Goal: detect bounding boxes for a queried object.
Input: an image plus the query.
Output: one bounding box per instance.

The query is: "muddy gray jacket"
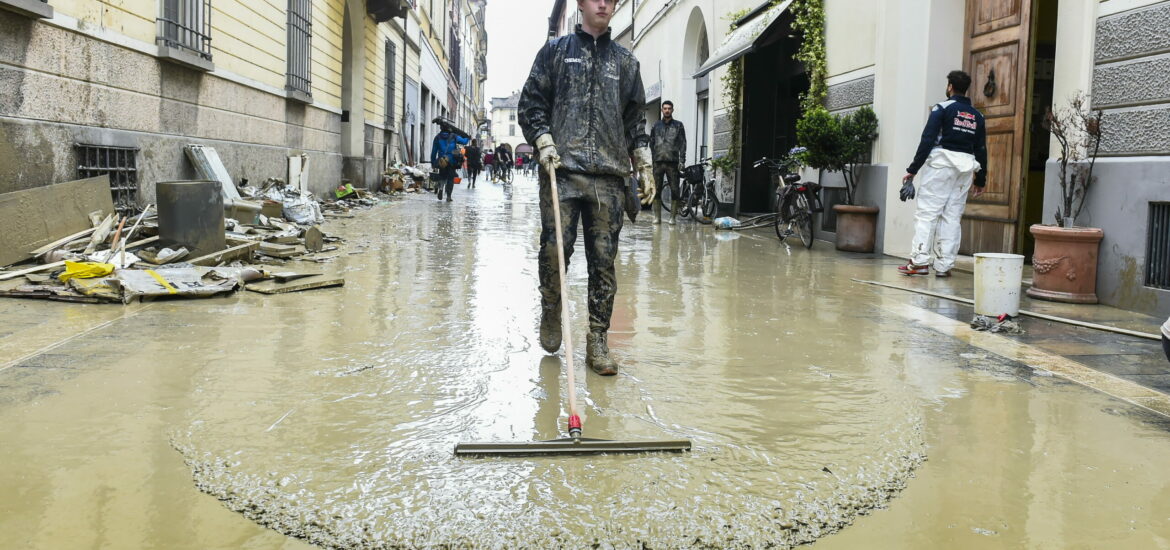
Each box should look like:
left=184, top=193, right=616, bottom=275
left=518, top=26, right=649, bottom=178
left=650, top=119, right=686, bottom=164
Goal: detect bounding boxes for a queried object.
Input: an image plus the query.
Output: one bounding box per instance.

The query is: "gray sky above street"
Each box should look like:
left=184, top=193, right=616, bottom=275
left=484, top=0, right=554, bottom=108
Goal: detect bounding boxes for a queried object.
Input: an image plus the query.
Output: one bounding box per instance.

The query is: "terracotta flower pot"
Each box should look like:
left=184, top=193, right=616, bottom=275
left=1026, top=224, right=1104, bottom=304
left=833, top=204, right=879, bottom=253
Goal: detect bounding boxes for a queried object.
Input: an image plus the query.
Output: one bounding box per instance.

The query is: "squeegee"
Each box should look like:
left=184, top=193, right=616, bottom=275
left=454, top=164, right=692, bottom=457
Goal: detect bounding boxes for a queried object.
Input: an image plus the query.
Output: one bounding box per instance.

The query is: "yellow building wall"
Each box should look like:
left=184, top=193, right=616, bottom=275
left=50, top=0, right=156, bottom=45
left=312, top=0, right=344, bottom=108
left=210, top=0, right=287, bottom=90
left=364, top=17, right=383, bottom=124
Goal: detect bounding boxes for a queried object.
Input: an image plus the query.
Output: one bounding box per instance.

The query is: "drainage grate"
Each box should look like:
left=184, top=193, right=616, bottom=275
left=1148, top=202, right=1170, bottom=290
left=76, top=144, right=139, bottom=217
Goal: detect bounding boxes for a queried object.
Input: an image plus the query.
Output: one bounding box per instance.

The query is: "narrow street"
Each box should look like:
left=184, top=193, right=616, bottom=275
left=3, top=174, right=1170, bottom=549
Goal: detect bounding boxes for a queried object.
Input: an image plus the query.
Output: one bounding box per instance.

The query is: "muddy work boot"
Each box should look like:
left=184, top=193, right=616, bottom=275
left=669, top=200, right=680, bottom=225
left=585, top=332, right=619, bottom=376
left=539, top=303, right=561, bottom=353
left=652, top=201, right=662, bottom=224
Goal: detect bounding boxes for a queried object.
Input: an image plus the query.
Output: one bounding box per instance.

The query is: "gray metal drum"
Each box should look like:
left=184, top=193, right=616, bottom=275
left=157, top=180, right=225, bottom=258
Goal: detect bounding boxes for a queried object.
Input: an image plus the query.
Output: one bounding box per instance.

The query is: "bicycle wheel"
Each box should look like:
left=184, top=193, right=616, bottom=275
left=503, top=167, right=513, bottom=183
left=699, top=184, right=717, bottom=222
left=794, top=194, right=814, bottom=249
left=660, top=183, right=672, bottom=210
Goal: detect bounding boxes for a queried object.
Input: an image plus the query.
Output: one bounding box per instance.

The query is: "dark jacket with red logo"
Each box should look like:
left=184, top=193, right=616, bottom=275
left=907, top=95, right=988, bottom=187
left=518, top=25, right=649, bottom=178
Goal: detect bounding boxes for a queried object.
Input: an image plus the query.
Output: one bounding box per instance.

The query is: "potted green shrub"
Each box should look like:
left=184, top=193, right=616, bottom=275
left=796, top=105, right=880, bottom=252
left=1027, top=94, right=1105, bottom=304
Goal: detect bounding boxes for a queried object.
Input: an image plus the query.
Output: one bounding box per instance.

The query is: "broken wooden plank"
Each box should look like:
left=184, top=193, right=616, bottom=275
left=0, top=261, right=66, bottom=282
left=0, top=176, right=116, bottom=266
left=246, top=275, right=344, bottom=295
left=83, top=213, right=118, bottom=254
left=258, top=242, right=307, bottom=259
left=0, top=235, right=161, bottom=282
left=30, top=226, right=98, bottom=257
left=188, top=241, right=259, bottom=266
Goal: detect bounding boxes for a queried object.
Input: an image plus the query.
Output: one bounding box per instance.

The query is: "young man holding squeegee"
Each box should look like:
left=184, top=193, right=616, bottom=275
left=518, top=0, right=656, bottom=375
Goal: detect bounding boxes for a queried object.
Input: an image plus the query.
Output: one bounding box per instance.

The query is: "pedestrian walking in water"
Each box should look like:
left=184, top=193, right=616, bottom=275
left=650, top=100, right=687, bottom=225
left=484, top=149, right=495, bottom=181
left=431, top=122, right=469, bottom=202
left=466, top=140, right=483, bottom=188
left=494, top=144, right=513, bottom=182
left=899, top=70, right=988, bottom=277
left=519, top=0, right=655, bottom=375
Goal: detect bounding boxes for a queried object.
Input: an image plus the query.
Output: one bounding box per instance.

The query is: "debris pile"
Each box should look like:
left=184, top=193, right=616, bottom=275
left=0, top=146, right=376, bottom=304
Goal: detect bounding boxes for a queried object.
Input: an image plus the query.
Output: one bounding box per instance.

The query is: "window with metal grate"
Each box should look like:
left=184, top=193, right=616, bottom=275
left=76, top=144, right=140, bottom=217
left=158, top=0, right=212, bottom=61
left=287, top=0, right=312, bottom=98
left=1147, top=203, right=1170, bottom=290
left=385, top=40, right=396, bottom=126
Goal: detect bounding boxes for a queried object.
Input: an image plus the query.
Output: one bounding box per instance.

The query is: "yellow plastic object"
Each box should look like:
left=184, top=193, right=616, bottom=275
left=58, top=261, right=115, bottom=282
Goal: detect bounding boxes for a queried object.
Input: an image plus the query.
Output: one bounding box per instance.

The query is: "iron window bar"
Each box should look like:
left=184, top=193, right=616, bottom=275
left=76, top=144, right=140, bottom=218
left=1147, top=203, right=1170, bottom=290
left=286, top=0, right=312, bottom=96
left=157, top=0, right=212, bottom=62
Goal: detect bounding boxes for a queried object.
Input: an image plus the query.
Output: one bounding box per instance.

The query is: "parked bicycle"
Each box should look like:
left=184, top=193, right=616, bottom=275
left=673, top=157, right=719, bottom=224
left=748, top=157, right=822, bottom=248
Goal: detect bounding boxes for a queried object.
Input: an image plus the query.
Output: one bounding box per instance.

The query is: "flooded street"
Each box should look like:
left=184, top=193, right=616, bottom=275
left=3, top=175, right=1170, bottom=549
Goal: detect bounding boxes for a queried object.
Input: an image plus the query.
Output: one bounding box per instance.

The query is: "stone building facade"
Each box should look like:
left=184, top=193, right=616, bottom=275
left=0, top=0, right=486, bottom=204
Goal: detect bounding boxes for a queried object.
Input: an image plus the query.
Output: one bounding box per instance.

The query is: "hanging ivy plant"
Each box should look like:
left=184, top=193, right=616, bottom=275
left=713, top=2, right=826, bottom=177
left=791, top=0, right=827, bottom=112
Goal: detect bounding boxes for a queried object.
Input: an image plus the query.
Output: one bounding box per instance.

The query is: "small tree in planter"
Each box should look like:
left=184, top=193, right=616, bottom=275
left=796, top=105, right=881, bottom=251
left=1045, top=94, right=1103, bottom=228
left=1028, top=93, right=1106, bottom=304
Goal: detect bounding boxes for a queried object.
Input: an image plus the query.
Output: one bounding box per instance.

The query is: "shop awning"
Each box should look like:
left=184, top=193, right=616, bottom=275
left=692, top=0, right=793, bottom=79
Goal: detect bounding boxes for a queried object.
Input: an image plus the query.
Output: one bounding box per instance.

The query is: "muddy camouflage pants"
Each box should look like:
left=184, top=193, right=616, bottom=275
left=539, top=170, right=625, bottom=334
left=653, top=162, right=680, bottom=204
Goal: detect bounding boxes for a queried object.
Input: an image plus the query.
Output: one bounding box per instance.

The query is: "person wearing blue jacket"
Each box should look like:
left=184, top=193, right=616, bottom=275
left=899, top=70, right=988, bottom=277
left=430, top=125, right=469, bottom=202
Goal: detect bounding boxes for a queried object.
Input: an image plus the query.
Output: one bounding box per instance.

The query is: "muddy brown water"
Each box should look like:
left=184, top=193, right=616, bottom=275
left=1, top=177, right=1169, bottom=549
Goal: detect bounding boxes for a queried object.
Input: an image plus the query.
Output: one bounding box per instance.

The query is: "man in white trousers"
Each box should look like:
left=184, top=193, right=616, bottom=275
left=899, top=70, right=988, bottom=277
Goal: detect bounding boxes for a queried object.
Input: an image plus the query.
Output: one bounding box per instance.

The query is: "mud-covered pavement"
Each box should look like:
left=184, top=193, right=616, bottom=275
left=3, top=174, right=1170, bottom=549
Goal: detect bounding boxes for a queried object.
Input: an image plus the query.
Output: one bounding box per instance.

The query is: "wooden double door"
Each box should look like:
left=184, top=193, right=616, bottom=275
left=960, top=0, right=1035, bottom=255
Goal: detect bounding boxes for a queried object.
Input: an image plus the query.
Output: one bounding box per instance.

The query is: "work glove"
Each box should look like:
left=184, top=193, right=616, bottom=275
left=633, top=147, right=656, bottom=206
left=535, top=134, right=562, bottom=172
left=899, top=178, right=916, bottom=202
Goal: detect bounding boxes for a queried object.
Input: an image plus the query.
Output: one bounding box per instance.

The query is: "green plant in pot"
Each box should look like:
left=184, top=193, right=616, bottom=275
left=1027, top=93, right=1105, bottom=304
left=796, top=105, right=880, bottom=252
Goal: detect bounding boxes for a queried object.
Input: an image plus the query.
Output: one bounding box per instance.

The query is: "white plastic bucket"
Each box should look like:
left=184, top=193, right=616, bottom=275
left=974, top=253, right=1025, bottom=317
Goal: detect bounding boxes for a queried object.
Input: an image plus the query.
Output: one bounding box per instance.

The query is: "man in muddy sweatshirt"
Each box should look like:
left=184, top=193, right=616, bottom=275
left=518, top=0, right=655, bottom=376
left=650, top=100, right=687, bottom=225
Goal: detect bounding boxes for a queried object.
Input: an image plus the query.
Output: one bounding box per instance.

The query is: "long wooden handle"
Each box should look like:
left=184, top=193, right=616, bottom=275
left=545, top=164, right=579, bottom=429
